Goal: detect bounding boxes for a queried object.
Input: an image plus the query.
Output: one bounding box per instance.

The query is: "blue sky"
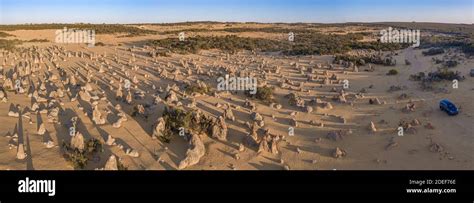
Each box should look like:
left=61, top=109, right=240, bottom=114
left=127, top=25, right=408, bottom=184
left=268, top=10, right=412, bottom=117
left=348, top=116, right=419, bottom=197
left=0, top=0, right=472, bottom=24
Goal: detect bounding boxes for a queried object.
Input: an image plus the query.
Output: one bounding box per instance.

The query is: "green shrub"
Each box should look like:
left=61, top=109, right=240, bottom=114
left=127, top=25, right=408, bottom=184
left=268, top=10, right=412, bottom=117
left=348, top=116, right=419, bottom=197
left=62, top=147, right=88, bottom=169
left=185, top=83, right=210, bottom=94
left=246, top=86, right=274, bottom=103
left=387, top=69, right=399, bottom=75
left=422, top=48, right=444, bottom=56
left=85, top=138, right=103, bottom=154
left=161, top=108, right=193, bottom=143
left=256, top=86, right=274, bottom=102
left=62, top=138, right=103, bottom=169
left=160, top=106, right=215, bottom=143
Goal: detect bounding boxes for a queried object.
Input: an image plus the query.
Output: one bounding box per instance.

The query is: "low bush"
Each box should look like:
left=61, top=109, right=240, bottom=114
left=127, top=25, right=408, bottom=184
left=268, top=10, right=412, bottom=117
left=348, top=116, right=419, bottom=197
left=422, top=48, right=445, bottom=56
left=387, top=69, right=399, bottom=75
left=246, top=86, right=274, bottom=103
left=160, top=106, right=215, bottom=143
left=62, top=138, right=103, bottom=169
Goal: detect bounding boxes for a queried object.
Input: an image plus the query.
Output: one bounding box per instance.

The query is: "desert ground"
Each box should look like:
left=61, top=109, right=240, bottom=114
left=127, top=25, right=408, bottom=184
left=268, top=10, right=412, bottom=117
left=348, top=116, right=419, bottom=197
left=0, top=22, right=472, bottom=170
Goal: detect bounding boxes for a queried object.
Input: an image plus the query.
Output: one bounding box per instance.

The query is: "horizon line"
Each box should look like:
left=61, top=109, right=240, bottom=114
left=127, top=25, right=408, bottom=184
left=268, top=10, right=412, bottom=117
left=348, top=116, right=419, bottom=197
left=1, top=21, right=472, bottom=26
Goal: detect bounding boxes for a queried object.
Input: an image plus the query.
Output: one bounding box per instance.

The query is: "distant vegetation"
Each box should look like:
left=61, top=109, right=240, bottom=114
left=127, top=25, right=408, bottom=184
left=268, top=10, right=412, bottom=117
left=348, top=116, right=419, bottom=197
left=160, top=27, right=317, bottom=35
left=0, top=24, right=157, bottom=35
left=146, top=21, right=226, bottom=27
left=334, top=54, right=397, bottom=66
left=0, top=39, right=22, bottom=50
left=371, top=22, right=474, bottom=36
left=160, top=26, right=375, bottom=37
left=148, top=33, right=403, bottom=56
left=283, top=32, right=359, bottom=55
left=26, top=39, right=49, bottom=43
left=419, top=34, right=473, bottom=56
left=160, top=28, right=212, bottom=35
left=144, top=22, right=473, bottom=56
left=148, top=35, right=284, bottom=54
left=287, top=32, right=404, bottom=55
left=350, top=41, right=406, bottom=51
left=420, top=36, right=469, bottom=48
left=2, top=22, right=472, bottom=56
left=410, top=68, right=464, bottom=83
left=0, top=31, right=14, bottom=38
left=0, top=38, right=49, bottom=50
left=220, top=27, right=315, bottom=34
left=359, top=22, right=474, bottom=56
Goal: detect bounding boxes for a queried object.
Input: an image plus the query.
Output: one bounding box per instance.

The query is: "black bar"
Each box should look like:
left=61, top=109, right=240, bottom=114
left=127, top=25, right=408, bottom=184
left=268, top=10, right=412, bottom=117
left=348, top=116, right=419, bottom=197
left=0, top=171, right=472, bottom=202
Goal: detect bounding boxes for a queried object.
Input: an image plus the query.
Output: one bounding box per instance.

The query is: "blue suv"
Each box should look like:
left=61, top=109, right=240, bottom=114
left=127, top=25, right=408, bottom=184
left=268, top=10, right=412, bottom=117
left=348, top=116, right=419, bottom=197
left=439, top=99, right=459, bottom=115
